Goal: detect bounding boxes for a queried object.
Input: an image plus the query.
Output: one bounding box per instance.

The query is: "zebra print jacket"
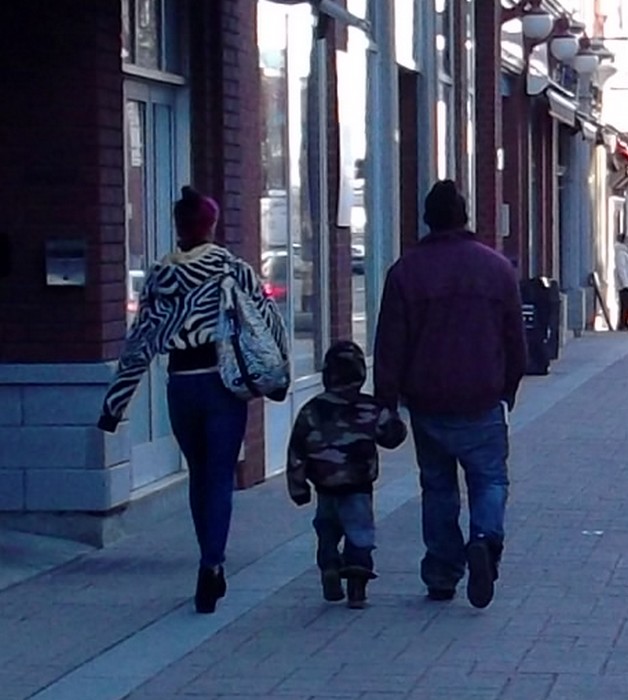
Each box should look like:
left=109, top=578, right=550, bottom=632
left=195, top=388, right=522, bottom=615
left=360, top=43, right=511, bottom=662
left=98, top=243, right=288, bottom=432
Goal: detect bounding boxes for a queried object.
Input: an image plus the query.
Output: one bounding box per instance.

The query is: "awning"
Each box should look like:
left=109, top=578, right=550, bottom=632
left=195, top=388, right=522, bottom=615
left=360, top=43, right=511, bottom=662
left=547, top=88, right=577, bottom=127
left=578, top=117, right=599, bottom=142
left=617, top=139, right=628, bottom=161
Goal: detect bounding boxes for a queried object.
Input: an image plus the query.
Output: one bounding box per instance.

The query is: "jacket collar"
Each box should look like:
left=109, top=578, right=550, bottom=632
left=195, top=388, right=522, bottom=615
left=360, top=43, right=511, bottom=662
left=420, top=229, right=475, bottom=245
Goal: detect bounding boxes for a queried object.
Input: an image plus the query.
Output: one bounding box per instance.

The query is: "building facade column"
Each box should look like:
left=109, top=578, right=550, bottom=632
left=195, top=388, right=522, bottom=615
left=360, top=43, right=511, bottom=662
left=474, top=1, right=503, bottom=249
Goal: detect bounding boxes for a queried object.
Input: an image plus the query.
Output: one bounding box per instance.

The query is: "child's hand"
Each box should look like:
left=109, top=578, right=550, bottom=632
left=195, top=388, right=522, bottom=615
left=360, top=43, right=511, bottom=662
left=292, top=491, right=311, bottom=507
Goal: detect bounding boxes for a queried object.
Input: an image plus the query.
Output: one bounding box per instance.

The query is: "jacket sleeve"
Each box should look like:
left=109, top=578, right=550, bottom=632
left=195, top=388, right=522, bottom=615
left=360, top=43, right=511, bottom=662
left=286, top=407, right=312, bottom=506
left=502, top=270, right=527, bottom=410
left=374, top=267, right=407, bottom=410
left=98, top=270, right=160, bottom=432
left=375, top=408, right=408, bottom=450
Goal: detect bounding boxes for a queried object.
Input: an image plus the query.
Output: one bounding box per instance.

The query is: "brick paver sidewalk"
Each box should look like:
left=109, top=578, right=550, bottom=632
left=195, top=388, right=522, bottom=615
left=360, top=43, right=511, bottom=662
left=3, top=335, right=628, bottom=700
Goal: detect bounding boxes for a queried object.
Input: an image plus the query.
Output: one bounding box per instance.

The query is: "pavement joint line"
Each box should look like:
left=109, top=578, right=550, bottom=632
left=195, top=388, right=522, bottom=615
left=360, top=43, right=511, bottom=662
left=28, top=339, right=628, bottom=700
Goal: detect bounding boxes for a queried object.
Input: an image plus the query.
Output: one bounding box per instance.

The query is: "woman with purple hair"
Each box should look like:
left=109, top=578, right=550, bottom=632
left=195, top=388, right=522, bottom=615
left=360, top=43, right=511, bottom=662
left=98, top=187, right=287, bottom=614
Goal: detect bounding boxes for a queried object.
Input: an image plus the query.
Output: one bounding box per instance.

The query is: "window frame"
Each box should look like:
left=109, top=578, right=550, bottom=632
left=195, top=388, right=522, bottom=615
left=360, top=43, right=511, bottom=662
left=121, top=0, right=189, bottom=82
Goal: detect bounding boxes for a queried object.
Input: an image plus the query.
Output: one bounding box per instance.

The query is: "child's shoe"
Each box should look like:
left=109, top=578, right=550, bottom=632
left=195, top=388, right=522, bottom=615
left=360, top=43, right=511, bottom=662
left=342, top=566, right=375, bottom=609
left=321, top=569, right=345, bottom=602
left=347, top=576, right=368, bottom=609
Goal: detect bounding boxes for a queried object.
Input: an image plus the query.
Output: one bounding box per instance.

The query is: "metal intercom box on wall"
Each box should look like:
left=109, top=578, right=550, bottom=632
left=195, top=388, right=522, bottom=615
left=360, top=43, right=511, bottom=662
left=45, top=239, right=87, bottom=287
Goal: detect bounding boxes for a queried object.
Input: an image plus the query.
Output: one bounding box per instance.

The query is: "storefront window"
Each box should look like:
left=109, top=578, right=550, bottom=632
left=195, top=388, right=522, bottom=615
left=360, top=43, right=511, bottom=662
left=259, top=1, right=326, bottom=378
left=125, top=101, right=147, bottom=323
left=436, top=0, right=455, bottom=180
left=337, top=0, right=369, bottom=350
left=465, top=0, right=476, bottom=225
left=394, top=0, right=417, bottom=70
left=121, top=0, right=182, bottom=74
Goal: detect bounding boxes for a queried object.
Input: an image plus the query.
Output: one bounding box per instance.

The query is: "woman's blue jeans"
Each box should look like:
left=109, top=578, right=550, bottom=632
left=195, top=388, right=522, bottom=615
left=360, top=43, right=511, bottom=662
left=167, top=372, right=248, bottom=569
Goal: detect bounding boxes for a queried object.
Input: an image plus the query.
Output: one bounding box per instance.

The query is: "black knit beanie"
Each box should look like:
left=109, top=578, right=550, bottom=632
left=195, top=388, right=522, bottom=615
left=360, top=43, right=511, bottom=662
left=423, top=180, right=469, bottom=231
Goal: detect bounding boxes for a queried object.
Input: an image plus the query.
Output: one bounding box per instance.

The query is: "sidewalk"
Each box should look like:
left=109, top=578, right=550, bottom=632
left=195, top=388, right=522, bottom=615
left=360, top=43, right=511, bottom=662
left=3, top=334, right=628, bottom=700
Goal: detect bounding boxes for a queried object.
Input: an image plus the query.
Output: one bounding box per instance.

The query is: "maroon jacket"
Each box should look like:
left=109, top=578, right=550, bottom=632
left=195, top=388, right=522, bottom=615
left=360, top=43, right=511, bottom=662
left=374, top=231, right=527, bottom=415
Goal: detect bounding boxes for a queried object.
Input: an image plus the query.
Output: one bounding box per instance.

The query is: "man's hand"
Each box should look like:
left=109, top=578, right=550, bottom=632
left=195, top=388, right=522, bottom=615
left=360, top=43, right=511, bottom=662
left=291, top=491, right=311, bottom=507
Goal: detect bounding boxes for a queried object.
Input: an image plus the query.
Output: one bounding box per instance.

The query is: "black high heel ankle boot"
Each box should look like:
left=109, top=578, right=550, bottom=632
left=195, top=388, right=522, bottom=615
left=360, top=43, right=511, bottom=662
left=195, top=566, right=227, bottom=614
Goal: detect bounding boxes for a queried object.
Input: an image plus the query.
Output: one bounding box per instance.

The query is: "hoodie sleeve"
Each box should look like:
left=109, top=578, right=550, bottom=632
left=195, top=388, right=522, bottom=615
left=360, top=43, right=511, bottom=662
left=374, top=266, right=407, bottom=410
left=98, top=269, right=161, bottom=432
left=502, top=268, right=527, bottom=411
left=286, top=405, right=312, bottom=506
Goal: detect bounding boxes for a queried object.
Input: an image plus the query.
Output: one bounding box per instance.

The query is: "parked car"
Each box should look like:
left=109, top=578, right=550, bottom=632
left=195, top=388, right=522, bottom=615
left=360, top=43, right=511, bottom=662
left=127, top=269, right=145, bottom=316
left=351, top=244, right=365, bottom=275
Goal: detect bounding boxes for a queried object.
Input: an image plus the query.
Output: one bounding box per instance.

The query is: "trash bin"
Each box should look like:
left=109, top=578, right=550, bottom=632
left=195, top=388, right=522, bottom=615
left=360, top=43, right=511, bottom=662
left=520, top=277, right=558, bottom=376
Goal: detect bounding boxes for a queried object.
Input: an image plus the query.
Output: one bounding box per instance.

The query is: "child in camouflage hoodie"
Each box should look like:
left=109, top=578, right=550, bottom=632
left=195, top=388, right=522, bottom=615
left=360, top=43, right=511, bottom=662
left=286, top=341, right=407, bottom=608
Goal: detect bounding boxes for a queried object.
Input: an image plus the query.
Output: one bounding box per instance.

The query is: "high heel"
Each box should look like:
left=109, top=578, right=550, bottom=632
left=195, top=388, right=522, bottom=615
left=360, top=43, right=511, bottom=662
left=195, top=566, right=227, bottom=614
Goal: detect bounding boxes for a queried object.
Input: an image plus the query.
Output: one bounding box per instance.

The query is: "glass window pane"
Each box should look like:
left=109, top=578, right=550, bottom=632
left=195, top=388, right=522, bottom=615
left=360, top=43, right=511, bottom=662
left=125, top=100, right=148, bottom=325
left=259, top=3, right=290, bottom=335
left=395, top=0, right=416, bottom=69
left=122, top=0, right=135, bottom=63
left=288, top=9, right=319, bottom=377
left=135, top=0, right=161, bottom=70
left=339, top=22, right=369, bottom=351
left=435, top=0, right=452, bottom=77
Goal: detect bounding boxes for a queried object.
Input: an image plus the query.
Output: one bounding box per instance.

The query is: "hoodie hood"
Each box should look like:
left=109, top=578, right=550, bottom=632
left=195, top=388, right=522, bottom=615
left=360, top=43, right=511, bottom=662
left=322, top=341, right=367, bottom=393
left=150, top=243, right=233, bottom=296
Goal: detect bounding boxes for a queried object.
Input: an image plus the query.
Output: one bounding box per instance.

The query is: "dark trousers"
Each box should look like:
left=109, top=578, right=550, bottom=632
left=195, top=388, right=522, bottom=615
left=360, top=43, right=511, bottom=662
left=618, top=289, right=628, bottom=330
left=313, top=493, right=375, bottom=573
left=410, top=405, right=509, bottom=591
left=167, top=372, right=248, bottom=568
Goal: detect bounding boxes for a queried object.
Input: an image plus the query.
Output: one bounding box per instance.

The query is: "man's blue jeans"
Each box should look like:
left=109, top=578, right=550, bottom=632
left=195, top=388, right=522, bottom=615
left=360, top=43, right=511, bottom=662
left=410, top=405, right=509, bottom=591
left=168, top=372, right=248, bottom=569
left=314, top=493, right=375, bottom=573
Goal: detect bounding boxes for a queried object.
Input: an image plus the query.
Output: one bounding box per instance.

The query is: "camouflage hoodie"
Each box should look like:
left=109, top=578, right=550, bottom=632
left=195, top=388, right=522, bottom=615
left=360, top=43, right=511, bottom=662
left=286, top=341, right=407, bottom=505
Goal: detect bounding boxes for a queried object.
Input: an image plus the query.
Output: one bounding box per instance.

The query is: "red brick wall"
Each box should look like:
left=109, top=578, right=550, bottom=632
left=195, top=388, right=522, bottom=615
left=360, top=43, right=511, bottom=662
left=474, top=1, right=503, bottom=250
left=0, top=1, right=124, bottom=363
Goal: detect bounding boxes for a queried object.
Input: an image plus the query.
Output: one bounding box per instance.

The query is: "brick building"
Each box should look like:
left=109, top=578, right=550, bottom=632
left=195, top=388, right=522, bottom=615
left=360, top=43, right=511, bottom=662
left=2, top=0, right=619, bottom=544
left=0, top=0, right=431, bottom=543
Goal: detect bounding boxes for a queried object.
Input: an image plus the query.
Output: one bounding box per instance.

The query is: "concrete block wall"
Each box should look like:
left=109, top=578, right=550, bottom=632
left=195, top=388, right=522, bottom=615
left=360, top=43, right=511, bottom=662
left=0, top=366, right=130, bottom=514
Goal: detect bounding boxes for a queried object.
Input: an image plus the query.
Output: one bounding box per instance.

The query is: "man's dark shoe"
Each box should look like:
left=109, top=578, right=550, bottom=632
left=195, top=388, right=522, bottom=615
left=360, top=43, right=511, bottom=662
left=466, top=540, right=495, bottom=609
left=427, top=588, right=456, bottom=602
left=195, top=566, right=227, bottom=614
left=347, top=577, right=367, bottom=609
left=321, top=569, right=345, bottom=602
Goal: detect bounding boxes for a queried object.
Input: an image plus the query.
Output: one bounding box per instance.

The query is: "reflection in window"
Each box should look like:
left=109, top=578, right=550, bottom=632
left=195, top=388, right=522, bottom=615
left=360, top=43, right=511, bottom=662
left=436, top=0, right=455, bottom=180
left=258, top=1, right=325, bottom=378
left=121, top=0, right=181, bottom=74
left=125, top=101, right=147, bottom=324
left=339, top=0, right=368, bottom=352
left=465, top=0, right=476, bottom=225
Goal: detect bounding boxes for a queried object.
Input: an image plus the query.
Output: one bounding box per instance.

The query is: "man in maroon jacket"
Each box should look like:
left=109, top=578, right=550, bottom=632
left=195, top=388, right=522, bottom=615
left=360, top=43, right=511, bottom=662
left=374, top=180, right=526, bottom=609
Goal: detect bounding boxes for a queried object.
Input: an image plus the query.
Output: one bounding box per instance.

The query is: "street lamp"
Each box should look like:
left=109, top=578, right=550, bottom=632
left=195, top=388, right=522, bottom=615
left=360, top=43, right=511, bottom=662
left=521, top=3, right=553, bottom=41
left=549, top=16, right=580, bottom=63
left=502, top=0, right=553, bottom=40
left=573, top=36, right=600, bottom=76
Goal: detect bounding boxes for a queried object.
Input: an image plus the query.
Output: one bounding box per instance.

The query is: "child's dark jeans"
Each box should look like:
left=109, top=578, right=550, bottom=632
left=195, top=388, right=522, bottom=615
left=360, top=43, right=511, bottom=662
left=313, top=492, right=375, bottom=573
